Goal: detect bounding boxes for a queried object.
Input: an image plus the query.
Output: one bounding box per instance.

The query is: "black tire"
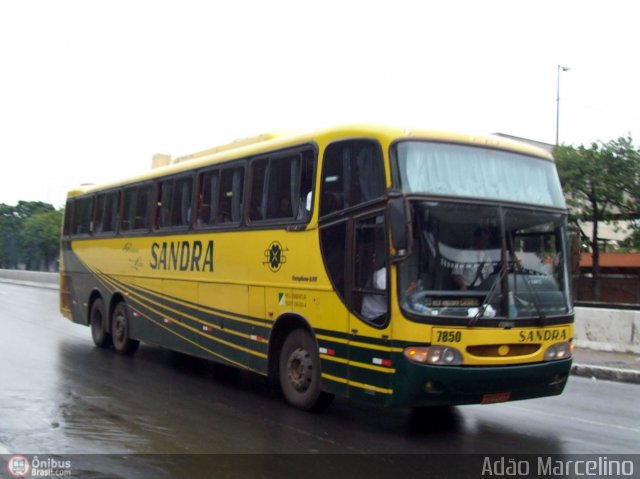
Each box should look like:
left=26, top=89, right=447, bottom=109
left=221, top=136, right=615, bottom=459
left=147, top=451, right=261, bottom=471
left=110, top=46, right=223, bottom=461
left=111, top=301, right=140, bottom=356
left=90, top=298, right=112, bottom=348
left=279, top=329, right=334, bottom=412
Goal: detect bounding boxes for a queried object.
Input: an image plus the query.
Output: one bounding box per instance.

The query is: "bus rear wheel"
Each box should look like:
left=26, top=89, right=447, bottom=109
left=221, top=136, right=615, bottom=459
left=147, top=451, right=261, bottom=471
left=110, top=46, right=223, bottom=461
left=111, top=302, right=139, bottom=356
left=90, top=298, right=112, bottom=348
left=279, top=329, right=334, bottom=412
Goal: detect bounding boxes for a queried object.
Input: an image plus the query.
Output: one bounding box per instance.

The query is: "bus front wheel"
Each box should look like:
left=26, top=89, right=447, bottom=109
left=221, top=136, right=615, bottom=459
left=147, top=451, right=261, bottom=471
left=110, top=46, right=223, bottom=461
left=111, top=302, right=140, bottom=356
left=279, top=329, right=334, bottom=412
left=90, top=298, right=112, bottom=348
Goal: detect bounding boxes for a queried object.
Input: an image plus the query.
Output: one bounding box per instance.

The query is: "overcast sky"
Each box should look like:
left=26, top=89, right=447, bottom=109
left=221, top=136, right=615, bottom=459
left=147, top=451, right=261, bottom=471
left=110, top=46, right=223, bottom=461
left=1, top=0, right=638, bottom=207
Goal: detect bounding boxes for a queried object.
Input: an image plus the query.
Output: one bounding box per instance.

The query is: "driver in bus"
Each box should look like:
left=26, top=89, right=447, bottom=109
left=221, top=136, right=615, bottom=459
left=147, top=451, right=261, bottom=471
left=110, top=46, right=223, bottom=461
left=451, top=227, right=492, bottom=290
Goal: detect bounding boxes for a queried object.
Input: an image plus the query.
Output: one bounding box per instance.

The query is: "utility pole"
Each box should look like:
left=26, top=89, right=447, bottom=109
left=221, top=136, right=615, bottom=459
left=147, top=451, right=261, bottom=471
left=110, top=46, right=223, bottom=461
left=556, top=65, right=570, bottom=145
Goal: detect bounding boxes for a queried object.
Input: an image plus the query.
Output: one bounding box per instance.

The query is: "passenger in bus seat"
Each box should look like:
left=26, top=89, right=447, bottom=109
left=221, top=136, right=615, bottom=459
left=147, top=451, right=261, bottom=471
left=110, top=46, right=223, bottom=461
left=361, top=266, right=387, bottom=319
left=196, top=205, right=210, bottom=226
left=276, top=197, right=292, bottom=218
left=296, top=191, right=312, bottom=220
left=217, top=198, right=232, bottom=223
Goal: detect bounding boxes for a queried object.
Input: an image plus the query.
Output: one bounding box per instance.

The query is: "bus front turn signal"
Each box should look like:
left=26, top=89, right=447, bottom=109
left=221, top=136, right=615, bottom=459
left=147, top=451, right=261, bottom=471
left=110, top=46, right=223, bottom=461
left=404, top=346, right=463, bottom=366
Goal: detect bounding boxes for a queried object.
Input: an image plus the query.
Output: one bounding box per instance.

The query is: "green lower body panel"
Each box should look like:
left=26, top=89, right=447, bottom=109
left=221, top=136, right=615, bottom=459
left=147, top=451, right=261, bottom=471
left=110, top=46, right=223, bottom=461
left=391, top=358, right=572, bottom=407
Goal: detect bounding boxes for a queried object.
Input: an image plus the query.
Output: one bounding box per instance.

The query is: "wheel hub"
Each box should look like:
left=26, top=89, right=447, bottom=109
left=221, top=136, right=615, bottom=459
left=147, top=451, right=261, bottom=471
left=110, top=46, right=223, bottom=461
left=286, top=347, right=312, bottom=392
left=113, top=313, right=125, bottom=341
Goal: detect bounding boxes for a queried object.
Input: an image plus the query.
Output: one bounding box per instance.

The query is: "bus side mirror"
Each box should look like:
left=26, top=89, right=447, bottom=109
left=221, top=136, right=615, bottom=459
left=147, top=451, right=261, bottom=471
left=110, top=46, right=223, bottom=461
left=388, top=196, right=412, bottom=260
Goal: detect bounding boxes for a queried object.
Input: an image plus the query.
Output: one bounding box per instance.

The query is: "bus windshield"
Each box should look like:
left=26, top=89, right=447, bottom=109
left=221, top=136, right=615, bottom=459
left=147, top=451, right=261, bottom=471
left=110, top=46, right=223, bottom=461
left=395, top=141, right=566, bottom=208
left=398, top=201, right=572, bottom=321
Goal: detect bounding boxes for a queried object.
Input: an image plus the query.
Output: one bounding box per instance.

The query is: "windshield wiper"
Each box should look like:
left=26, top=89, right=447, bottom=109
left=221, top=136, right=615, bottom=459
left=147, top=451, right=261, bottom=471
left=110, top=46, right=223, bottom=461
left=468, top=259, right=548, bottom=327
left=468, top=265, right=506, bottom=327
left=513, top=262, right=547, bottom=326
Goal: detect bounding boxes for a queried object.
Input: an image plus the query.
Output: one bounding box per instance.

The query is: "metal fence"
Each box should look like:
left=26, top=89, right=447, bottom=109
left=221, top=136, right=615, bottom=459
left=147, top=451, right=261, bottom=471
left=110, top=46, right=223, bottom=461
left=574, top=273, right=640, bottom=305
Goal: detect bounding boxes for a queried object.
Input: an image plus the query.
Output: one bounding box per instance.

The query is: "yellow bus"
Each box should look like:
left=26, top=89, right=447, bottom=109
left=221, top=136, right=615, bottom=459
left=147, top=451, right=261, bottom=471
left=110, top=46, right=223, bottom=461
left=60, top=124, right=574, bottom=411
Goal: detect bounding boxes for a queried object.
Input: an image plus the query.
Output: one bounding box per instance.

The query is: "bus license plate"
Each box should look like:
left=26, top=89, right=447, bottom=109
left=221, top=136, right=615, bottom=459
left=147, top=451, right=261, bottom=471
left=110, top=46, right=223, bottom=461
left=481, top=392, right=511, bottom=404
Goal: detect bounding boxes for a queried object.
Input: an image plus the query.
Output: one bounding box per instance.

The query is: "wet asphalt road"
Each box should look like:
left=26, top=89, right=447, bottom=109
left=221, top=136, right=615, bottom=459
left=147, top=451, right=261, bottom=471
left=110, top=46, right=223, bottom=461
left=1, top=283, right=638, bottom=476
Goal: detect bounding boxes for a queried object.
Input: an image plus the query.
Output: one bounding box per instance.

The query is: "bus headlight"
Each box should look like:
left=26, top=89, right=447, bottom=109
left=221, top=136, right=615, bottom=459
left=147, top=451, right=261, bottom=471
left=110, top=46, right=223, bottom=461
left=404, top=346, right=463, bottom=366
left=544, top=341, right=574, bottom=361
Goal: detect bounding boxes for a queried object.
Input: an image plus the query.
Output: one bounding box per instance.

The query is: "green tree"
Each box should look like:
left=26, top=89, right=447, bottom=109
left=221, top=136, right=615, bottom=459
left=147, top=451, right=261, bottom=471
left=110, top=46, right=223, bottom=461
left=0, top=204, right=20, bottom=269
left=20, top=209, right=63, bottom=270
left=618, top=222, right=640, bottom=251
left=15, top=200, right=55, bottom=221
left=554, top=136, right=640, bottom=301
left=0, top=201, right=62, bottom=270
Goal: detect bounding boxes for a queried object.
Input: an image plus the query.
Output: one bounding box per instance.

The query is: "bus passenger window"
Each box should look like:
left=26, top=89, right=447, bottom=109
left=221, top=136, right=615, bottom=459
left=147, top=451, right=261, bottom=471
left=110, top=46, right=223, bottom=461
left=249, top=149, right=315, bottom=224
left=296, top=150, right=315, bottom=220
left=134, top=186, right=152, bottom=230
left=157, top=176, right=192, bottom=229
left=95, top=191, right=119, bottom=234
left=122, top=184, right=152, bottom=232
left=250, top=159, right=268, bottom=221
left=73, top=197, right=94, bottom=236
left=172, top=177, right=193, bottom=227
left=250, top=156, right=297, bottom=221
left=266, top=156, right=296, bottom=220
left=320, top=140, right=385, bottom=217
left=196, top=166, right=244, bottom=227
left=219, top=166, right=244, bottom=223
left=157, top=180, right=173, bottom=228
left=197, top=170, right=218, bottom=226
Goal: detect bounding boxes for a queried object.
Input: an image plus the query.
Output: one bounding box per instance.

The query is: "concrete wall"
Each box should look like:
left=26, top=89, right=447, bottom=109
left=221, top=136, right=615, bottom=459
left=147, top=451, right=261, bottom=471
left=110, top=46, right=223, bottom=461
left=574, top=306, right=640, bottom=354
left=1, top=269, right=638, bottom=353
left=0, top=269, right=59, bottom=289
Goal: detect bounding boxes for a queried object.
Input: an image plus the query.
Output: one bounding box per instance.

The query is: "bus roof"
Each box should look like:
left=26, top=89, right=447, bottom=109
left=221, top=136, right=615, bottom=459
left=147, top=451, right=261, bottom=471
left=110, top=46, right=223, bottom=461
left=66, top=124, right=554, bottom=197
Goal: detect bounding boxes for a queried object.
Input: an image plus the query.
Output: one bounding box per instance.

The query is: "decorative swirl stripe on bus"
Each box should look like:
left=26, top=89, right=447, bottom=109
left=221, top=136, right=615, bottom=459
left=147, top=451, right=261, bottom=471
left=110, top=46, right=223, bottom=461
left=72, top=254, right=400, bottom=396
left=88, top=267, right=270, bottom=374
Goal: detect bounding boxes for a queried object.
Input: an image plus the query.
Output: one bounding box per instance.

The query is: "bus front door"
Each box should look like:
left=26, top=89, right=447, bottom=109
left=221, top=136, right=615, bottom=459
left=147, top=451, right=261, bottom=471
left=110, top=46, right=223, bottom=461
left=347, top=212, right=393, bottom=405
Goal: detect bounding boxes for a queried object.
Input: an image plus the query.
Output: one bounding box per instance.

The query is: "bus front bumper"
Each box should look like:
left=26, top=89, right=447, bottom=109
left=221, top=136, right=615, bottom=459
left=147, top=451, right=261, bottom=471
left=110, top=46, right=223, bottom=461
left=392, top=358, right=572, bottom=407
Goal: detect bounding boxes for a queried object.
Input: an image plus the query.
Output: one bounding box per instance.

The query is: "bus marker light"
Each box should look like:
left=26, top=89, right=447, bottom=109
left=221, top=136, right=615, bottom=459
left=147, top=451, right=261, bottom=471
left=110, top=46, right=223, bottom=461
left=319, top=347, right=336, bottom=356
left=373, top=358, right=392, bottom=367
left=424, top=380, right=444, bottom=393
left=404, top=346, right=429, bottom=363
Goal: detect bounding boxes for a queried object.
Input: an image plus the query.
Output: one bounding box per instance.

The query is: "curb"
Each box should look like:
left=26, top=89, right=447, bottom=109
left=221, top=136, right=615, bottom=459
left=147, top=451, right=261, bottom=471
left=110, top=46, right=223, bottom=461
left=571, top=363, right=640, bottom=384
